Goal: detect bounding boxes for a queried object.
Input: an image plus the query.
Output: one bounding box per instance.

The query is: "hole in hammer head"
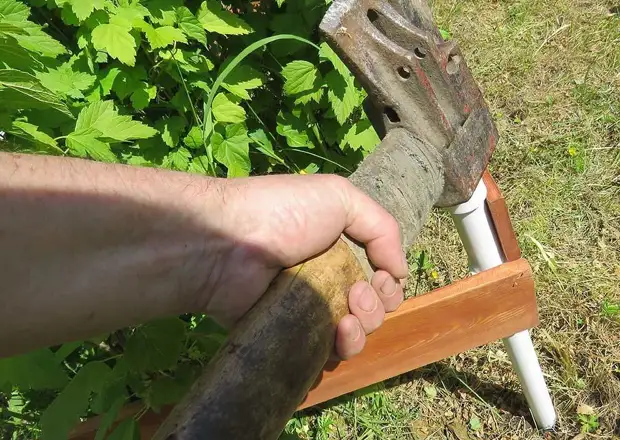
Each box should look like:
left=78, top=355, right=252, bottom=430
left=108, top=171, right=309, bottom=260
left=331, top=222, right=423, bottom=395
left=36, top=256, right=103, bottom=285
left=384, top=106, right=400, bottom=123
left=367, top=9, right=379, bottom=22
left=397, top=66, right=411, bottom=79
left=414, top=47, right=427, bottom=59
left=446, top=54, right=461, bottom=75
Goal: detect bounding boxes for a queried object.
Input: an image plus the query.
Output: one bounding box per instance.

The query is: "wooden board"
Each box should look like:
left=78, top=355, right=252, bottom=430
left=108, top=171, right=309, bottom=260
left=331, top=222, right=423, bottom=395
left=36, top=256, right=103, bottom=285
left=70, top=258, right=538, bottom=439
left=483, top=171, right=521, bottom=261
left=300, top=257, right=536, bottom=408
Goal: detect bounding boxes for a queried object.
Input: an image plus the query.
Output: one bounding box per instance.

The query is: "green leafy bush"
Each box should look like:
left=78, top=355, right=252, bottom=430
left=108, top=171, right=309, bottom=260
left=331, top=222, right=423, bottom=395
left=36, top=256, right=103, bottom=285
left=0, top=0, right=378, bottom=175
left=0, top=0, right=380, bottom=438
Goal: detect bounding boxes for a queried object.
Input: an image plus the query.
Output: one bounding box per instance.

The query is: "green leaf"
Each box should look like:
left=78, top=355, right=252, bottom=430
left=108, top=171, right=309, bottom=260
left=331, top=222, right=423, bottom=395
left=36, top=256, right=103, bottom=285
left=53, top=341, right=82, bottom=363
left=129, top=82, right=156, bottom=110
left=0, top=36, right=42, bottom=71
left=36, top=62, right=96, bottom=99
left=108, top=66, right=146, bottom=100
left=144, top=23, right=187, bottom=49
left=221, top=64, right=264, bottom=100
left=282, top=60, right=319, bottom=95
left=341, top=118, right=379, bottom=152
left=190, top=316, right=226, bottom=359
left=276, top=109, right=313, bottom=148
left=202, top=34, right=318, bottom=142
left=9, top=120, right=62, bottom=154
left=164, top=146, right=191, bottom=171
left=124, top=318, right=186, bottom=372
left=147, top=365, right=196, bottom=407
left=91, top=23, right=137, bottom=66
left=469, top=416, right=481, bottom=431
left=162, top=49, right=213, bottom=74
left=11, top=21, right=67, bottom=57
left=197, top=0, right=252, bottom=35
left=176, top=6, right=206, bottom=46
left=66, top=128, right=117, bottom=162
left=0, top=0, right=30, bottom=22
left=212, top=123, right=251, bottom=177
left=91, top=365, right=128, bottom=415
left=0, top=69, right=72, bottom=117
left=0, top=21, right=27, bottom=35
left=212, top=92, right=246, bottom=123
left=325, top=70, right=357, bottom=124
left=184, top=125, right=204, bottom=149
left=156, top=115, right=186, bottom=147
left=41, top=362, right=111, bottom=440
left=99, top=66, right=121, bottom=96
left=68, top=0, right=96, bottom=21
left=94, top=398, right=126, bottom=440
left=145, top=0, right=182, bottom=26
left=188, top=154, right=211, bottom=174
left=105, top=418, right=139, bottom=440
left=249, top=128, right=284, bottom=163
left=75, top=100, right=157, bottom=142
left=294, top=86, right=324, bottom=106
left=0, top=348, right=69, bottom=390
left=319, top=42, right=351, bottom=77
left=111, top=2, right=149, bottom=27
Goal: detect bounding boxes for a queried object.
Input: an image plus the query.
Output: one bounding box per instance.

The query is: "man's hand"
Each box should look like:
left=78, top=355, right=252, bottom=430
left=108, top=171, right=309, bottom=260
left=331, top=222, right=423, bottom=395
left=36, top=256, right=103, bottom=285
left=0, top=153, right=406, bottom=359
left=201, top=174, right=407, bottom=359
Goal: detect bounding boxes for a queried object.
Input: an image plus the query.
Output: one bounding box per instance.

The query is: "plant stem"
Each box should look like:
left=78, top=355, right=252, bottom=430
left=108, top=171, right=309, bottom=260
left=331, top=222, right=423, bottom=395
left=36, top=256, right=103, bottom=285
left=171, top=45, right=202, bottom=127
left=304, top=107, right=335, bottom=169
left=246, top=103, right=294, bottom=172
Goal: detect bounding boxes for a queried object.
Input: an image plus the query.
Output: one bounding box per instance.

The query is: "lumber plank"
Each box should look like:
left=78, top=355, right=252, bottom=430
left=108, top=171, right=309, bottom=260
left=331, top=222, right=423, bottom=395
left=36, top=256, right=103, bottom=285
left=483, top=171, right=522, bottom=261
left=299, top=258, right=537, bottom=408
left=70, top=259, right=537, bottom=439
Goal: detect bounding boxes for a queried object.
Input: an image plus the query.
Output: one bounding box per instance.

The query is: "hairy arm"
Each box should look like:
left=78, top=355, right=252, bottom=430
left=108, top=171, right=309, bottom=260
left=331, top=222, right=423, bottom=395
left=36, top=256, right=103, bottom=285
left=0, top=152, right=406, bottom=359
left=0, top=153, right=220, bottom=356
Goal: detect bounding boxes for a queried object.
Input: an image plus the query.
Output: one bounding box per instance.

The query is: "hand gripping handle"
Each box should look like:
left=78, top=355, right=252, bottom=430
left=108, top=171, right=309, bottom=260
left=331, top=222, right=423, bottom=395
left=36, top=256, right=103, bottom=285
left=154, top=129, right=444, bottom=440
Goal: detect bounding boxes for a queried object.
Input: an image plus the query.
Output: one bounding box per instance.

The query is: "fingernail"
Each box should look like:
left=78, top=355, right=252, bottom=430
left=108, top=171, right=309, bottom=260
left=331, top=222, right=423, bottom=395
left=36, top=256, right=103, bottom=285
left=358, top=285, right=377, bottom=312
left=381, top=277, right=397, bottom=297
left=349, top=322, right=361, bottom=341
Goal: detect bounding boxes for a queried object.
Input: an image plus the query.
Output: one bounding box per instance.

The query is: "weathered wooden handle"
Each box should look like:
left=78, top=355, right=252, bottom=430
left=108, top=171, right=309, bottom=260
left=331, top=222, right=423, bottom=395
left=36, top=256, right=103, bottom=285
left=155, top=129, right=445, bottom=439
left=154, top=239, right=366, bottom=440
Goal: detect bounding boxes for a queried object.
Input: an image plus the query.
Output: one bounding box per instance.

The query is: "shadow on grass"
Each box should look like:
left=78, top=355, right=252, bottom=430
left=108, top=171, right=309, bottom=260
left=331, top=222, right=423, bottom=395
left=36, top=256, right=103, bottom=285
left=302, top=361, right=531, bottom=422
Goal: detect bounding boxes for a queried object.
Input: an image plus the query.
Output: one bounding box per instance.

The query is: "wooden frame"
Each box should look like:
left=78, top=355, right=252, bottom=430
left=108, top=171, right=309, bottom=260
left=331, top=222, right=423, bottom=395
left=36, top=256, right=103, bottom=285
left=70, top=172, right=537, bottom=439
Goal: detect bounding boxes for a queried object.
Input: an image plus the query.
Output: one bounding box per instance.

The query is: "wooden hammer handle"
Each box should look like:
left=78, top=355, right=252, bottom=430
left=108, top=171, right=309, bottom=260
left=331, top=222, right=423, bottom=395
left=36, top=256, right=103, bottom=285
left=155, top=129, right=445, bottom=439
left=154, top=238, right=365, bottom=440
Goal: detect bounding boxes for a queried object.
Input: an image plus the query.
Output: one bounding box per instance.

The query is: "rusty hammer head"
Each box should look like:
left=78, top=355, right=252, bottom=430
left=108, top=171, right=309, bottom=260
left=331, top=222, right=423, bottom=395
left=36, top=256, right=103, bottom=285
left=320, top=0, right=498, bottom=209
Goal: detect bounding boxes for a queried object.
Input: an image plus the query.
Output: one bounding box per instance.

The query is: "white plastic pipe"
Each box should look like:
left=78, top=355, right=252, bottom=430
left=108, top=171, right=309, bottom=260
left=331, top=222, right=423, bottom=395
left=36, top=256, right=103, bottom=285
left=448, top=180, right=557, bottom=430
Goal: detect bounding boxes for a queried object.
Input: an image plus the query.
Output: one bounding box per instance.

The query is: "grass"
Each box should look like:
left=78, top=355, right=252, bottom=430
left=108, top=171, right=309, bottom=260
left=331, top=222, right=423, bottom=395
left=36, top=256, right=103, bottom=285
left=285, top=0, right=620, bottom=438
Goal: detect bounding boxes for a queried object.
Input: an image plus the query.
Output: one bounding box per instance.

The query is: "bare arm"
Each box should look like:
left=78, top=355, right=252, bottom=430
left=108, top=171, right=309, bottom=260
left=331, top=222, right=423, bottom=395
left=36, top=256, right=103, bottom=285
left=0, top=153, right=406, bottom=358
left=0, top=153, right=221, bottom=356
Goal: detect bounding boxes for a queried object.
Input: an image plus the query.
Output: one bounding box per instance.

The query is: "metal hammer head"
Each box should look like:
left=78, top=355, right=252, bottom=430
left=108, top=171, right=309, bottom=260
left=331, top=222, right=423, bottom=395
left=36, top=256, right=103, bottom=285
left=320, top=0, right=498, bottom=207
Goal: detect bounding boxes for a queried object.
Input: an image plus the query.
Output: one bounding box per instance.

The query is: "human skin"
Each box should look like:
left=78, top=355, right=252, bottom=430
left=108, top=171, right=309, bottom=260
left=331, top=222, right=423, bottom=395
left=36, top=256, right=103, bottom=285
left=0, top=152, right=406, bottom=359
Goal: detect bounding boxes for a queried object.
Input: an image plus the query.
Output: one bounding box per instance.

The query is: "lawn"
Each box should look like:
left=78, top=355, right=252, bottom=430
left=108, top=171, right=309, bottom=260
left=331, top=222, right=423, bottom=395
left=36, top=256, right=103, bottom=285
left=285, top=0, right=620, bottom=438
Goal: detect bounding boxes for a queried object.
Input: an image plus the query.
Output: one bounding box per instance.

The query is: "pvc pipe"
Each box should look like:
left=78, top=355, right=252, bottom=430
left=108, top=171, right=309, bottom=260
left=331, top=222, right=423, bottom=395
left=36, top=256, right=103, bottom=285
left=448, top=180, right=557, bottom=430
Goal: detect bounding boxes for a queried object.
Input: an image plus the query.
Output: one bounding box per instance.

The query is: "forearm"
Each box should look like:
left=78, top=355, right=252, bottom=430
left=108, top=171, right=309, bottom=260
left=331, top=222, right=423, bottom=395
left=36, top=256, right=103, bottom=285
left=0, top=153, right=223, bottom=357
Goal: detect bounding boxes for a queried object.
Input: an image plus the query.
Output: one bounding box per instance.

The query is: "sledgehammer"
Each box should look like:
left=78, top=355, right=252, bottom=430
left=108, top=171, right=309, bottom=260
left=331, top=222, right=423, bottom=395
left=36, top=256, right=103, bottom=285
left=155, top=0, right=498, bottom=438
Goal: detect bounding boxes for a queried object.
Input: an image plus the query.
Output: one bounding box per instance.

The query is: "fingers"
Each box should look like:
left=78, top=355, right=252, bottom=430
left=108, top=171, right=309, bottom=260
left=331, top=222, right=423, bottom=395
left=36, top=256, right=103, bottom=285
left=347, top=280, right=385, bottom=334
left=335, top=314, right=365, bottom=360
left=371, top=270, right=404, bottom=312
left=337, top=179, right=408, bottom=280
left=335, top=280, right=390, bottom=359
left=336, top=276, right=404, bottom=359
